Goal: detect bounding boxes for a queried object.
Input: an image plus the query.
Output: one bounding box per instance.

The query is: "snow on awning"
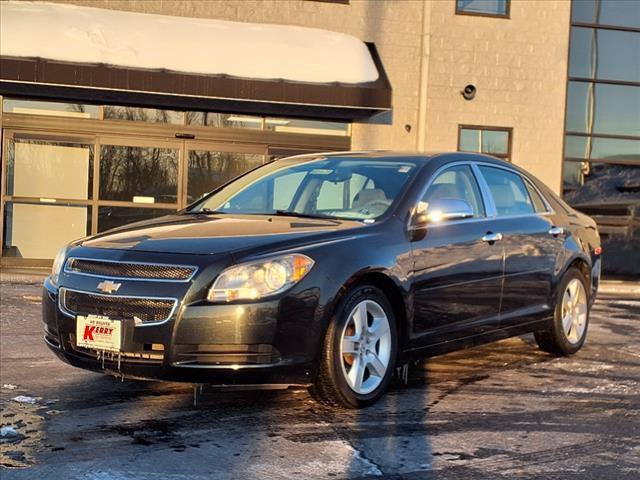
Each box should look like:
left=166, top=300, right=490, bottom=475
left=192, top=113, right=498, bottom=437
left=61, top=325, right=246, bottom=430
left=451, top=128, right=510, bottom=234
left=0, top=1, right=391, bottom=121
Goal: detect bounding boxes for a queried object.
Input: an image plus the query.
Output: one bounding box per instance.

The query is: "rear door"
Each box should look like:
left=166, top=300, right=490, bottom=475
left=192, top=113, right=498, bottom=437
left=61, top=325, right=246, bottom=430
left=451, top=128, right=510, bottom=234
left=410, top=164, right=504, bottom=346
left=476, top=165, right=563, bottom=328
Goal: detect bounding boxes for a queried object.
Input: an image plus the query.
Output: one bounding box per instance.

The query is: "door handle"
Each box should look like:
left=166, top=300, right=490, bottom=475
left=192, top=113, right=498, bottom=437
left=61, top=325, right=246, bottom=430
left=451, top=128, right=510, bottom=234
left=548, top=226, right=564, bottom=236
left=482, top=232, right=503, bottom=244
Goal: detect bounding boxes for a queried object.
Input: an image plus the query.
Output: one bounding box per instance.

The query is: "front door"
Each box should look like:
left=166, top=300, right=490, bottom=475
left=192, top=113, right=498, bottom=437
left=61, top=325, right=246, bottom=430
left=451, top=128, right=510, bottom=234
left=410, top=164, right=503, bottom=346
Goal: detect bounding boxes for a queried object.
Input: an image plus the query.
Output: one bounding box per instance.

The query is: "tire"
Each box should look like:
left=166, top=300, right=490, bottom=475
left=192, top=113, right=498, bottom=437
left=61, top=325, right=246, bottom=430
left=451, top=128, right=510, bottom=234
left=535, top=267, right=590, bottom=356
left=311, top=285, right=398, bottom=408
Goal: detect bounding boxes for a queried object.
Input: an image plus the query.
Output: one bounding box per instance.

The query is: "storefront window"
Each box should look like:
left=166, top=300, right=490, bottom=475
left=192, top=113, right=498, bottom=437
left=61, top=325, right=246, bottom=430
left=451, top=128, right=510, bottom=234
left=264, top=118, right=349, bottom=136
left=2, top=202, right=90, bottom=259
left=97, top=207, right=174, bottom=233
left=571, top=0, right=640, bottom=28
left=103, top=106, right=184, bottom=124
left=186, top=113, right=350, bottom=136
left=185, top=112, right=262, bottom=129
left=99, top=145, right=179, bottom=204
left=566, top=82, right=640, bottom=137
left=569, top=27, right=640, bottom=83
left=565, top=135, right=640, bottom=162
left=187, top=151, right=264, bottom=203
left=6, top=137, right=93, bottom=199
left=2, top=98, right=100, bottom=118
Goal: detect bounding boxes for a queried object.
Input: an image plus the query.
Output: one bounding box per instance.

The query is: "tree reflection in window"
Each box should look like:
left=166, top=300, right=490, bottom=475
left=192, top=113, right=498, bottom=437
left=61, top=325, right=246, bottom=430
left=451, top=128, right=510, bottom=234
left=99, top=145, right=179, bottom=204
left=187, top=151, right=264, bottom=203
left=103, top=106, right=184, bottom=124
left=185, top=112, right=262, bottom=129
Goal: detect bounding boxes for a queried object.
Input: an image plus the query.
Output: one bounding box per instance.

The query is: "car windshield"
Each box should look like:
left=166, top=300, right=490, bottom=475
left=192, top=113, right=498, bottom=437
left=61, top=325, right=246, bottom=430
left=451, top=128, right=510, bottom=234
left=189, top=156, right=418, bottom=220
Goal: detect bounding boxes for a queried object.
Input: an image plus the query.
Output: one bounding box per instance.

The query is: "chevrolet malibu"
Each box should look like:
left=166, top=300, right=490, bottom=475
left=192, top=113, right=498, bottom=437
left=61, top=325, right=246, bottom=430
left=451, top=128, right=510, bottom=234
left=43, top=152, right=601, bottom=408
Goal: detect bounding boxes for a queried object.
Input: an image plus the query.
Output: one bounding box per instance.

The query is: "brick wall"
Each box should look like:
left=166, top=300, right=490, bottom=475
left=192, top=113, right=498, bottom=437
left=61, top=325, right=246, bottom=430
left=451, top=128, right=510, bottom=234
left=423, top=0, right=571, bottom=192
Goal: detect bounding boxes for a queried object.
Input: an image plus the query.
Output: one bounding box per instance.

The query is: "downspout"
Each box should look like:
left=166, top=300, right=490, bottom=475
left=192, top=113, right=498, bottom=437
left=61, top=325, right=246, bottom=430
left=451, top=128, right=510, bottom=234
left=416, top=0, right=432, bottom=152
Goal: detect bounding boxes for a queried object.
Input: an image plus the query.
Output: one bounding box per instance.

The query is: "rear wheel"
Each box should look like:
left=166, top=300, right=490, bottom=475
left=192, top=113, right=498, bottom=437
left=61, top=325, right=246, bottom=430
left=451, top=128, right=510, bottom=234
left=535, top=268, right=590, bottom=355
left=311, top=285, right=397, bottom=408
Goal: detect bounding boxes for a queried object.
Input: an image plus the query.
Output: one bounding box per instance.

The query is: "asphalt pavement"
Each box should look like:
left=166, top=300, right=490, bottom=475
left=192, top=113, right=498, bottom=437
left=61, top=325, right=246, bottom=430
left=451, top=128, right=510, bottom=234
left=1, top=280, right=639, bottom=479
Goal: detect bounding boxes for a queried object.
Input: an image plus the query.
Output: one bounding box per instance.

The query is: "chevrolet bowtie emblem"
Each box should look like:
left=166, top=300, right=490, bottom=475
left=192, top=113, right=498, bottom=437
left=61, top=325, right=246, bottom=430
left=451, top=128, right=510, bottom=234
left=96, top=280, right=122, bottom=294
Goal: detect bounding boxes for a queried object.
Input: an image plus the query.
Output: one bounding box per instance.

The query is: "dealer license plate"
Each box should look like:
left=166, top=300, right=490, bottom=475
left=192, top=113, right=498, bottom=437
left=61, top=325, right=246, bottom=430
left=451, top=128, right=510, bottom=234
left=76, top=315, right=122, bottom=352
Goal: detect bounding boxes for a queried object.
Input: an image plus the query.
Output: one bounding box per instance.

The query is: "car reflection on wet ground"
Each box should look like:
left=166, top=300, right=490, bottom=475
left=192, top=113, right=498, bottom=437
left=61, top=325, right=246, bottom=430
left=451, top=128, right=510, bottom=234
left=1, top=281, right=639, bottom=479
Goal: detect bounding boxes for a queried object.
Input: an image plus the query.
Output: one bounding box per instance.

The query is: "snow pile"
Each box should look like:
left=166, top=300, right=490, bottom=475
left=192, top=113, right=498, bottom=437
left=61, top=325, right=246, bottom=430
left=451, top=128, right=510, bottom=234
left=0, top=426, right=19, bottom=437
left=12, top=395, right=39, bottom=404
left=0, top=1, right=379, bottom=84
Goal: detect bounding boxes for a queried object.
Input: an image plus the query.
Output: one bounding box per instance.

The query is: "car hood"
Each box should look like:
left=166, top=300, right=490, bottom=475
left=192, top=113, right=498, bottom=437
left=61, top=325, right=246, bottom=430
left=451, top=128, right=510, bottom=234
left=80, top=214, right=366, bottom=256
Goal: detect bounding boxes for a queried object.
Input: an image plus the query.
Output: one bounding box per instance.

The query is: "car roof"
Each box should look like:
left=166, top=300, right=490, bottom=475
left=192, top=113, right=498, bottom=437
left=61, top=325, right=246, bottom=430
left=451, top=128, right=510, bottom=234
left=281, top=150, right=512, bottom=168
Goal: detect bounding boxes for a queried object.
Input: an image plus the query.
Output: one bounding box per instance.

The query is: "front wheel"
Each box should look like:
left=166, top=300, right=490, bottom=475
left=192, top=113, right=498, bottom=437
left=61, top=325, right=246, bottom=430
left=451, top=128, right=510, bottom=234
left=535, top=267, right=590, bottom=355
left=311, top=285, right=397, bottom=408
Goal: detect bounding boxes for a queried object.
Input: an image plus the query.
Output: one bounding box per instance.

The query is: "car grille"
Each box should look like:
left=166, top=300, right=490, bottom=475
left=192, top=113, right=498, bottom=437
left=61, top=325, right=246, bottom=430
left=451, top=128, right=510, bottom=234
left=61, top=289, right=176, bottom=323
left=65, top=258, right=196, bottom=281
left=174, top=344, right=281, bottom=366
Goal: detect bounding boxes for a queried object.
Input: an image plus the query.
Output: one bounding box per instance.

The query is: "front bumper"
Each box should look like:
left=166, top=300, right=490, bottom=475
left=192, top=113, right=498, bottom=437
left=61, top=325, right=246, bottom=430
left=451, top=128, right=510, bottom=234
left=42, top=275, right=322, bottom=385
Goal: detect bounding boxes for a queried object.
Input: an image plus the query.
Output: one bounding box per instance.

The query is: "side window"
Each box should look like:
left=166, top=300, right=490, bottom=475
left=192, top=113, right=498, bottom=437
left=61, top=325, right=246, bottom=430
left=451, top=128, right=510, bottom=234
left=423, top=165, right=486, bottom=218
left=479, top=166, right=535, bottom=216
left=524, top=180, right=548, bottom=213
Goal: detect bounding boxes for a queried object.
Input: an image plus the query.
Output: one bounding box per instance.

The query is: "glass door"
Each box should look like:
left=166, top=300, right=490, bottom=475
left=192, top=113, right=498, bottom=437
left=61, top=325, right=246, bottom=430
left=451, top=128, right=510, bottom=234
left=1, top=132, right=269, bottom=265
left=96, top=137, right=182, bottom=233
left=183, top=141, right=266, bottom=205
left=1, top=131, right=94, bottom=263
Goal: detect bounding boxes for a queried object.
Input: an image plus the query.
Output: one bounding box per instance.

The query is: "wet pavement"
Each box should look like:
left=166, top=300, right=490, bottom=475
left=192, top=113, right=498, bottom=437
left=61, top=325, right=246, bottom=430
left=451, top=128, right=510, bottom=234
left=1, top=281, right=639, bottom=479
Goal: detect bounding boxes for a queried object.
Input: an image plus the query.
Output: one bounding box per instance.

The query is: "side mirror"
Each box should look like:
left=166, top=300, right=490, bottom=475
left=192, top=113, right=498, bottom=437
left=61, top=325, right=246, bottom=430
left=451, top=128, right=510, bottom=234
left=410, top=198, right=474, bottom=229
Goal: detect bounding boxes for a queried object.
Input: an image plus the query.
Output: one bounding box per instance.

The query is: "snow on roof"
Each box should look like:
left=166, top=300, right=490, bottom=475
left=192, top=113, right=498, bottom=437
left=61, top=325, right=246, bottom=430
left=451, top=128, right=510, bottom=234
left=0, top=1, right=379, bottom=85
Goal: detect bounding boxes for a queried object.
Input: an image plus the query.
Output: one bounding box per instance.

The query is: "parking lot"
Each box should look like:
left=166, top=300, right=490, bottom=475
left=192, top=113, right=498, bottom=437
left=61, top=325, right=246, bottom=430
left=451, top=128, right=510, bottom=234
left=1, top=279, right=639, bottom=479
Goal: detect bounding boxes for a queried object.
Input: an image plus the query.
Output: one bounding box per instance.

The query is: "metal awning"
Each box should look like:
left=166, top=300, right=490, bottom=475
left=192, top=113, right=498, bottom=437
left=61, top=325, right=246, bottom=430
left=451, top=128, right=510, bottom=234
left=0, top=43, right=391, bottom=122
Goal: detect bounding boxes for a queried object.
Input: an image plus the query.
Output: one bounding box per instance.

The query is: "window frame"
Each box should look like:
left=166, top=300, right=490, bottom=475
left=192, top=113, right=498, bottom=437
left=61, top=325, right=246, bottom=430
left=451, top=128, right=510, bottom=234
left=458, top=125, right=513, bottom=162
left=524, top=178, right=551, bottom=214
left=475, top=163, right=554, bottom=219
left=421, top=164, right=487, bottom=221
left=305, top=0, right=350, bottom=4
left=477, top=164, right=537, bottom=217
left=455, top=0, right=511, bottom=19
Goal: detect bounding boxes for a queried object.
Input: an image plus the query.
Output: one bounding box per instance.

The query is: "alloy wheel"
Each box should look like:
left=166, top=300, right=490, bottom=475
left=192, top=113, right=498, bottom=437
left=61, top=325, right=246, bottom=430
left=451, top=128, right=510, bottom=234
left=339, top=299, right=392, bottom=395
left=561, top=278, right=588, bottom=344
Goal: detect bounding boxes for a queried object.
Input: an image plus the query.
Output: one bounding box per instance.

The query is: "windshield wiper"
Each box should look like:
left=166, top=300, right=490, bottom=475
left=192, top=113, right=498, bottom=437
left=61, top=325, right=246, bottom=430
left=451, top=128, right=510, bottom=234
left=273, top=210, right=336, bottom=220
left=183, top=208, right=225, bottom=215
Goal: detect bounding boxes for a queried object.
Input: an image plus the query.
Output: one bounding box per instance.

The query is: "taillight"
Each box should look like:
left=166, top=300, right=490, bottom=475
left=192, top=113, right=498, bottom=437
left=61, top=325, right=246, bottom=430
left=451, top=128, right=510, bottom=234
left=594, top=246, right=603, bottom=255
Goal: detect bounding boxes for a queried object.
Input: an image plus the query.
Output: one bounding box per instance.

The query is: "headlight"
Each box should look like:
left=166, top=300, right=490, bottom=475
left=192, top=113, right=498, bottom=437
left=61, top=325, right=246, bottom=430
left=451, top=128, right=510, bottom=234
left=207, top=254, right=314, bottom=302
left=51, top=244, right=70, bottom=285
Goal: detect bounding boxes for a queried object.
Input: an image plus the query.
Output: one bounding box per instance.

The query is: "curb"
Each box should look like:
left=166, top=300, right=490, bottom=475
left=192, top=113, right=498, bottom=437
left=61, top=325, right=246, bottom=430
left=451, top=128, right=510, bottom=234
left=598, top=280, right=640, bottom=296
left=0, top=269, right=48, bottom=285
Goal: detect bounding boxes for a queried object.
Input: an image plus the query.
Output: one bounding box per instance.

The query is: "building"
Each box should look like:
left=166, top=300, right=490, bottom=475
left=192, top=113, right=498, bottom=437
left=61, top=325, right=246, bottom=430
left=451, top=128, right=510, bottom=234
left=0, top=0, right=638, bottom=276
